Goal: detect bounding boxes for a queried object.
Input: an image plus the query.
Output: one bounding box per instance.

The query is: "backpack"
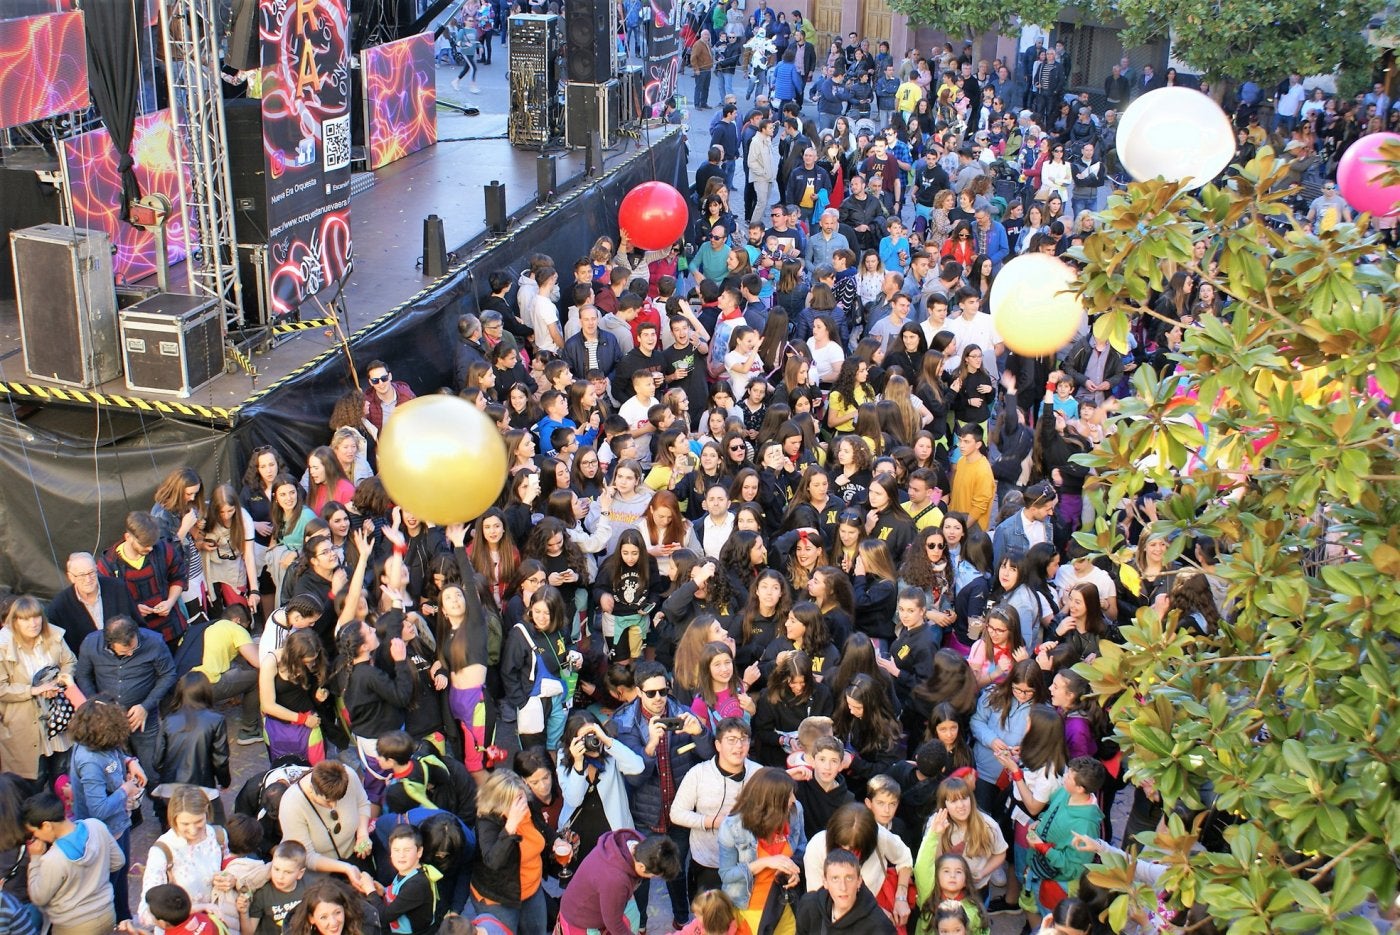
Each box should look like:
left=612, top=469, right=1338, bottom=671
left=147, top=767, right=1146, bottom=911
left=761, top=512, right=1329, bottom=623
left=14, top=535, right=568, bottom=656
left=172, top=618, right=216, bottom=678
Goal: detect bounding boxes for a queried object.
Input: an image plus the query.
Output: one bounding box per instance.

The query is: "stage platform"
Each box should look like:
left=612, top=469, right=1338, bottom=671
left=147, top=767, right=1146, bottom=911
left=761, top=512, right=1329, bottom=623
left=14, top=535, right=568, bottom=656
left=0, top=108, right=680, bottom=424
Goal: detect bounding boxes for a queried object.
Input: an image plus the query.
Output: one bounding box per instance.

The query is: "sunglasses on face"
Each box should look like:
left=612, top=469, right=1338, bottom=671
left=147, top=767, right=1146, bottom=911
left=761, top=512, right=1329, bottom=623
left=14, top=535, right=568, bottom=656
left=641, top=687, right=668, bottom=698
left=369, top=374, right=391, bottom=385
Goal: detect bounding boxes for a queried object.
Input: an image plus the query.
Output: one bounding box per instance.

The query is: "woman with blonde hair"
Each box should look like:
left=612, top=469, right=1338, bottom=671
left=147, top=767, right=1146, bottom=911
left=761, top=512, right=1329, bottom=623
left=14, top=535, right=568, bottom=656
left=474, top=769, right=548, bottom=932
left=0, top=595, right=76, bottom=783
left=912, top=775, right=1008, bottom=895
left=139, top=783, right=231, bottom=923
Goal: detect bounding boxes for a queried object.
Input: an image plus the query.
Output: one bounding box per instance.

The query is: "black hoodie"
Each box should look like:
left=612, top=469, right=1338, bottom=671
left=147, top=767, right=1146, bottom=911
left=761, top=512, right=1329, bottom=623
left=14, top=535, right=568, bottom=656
left=794, top=884, right=897, bottom=933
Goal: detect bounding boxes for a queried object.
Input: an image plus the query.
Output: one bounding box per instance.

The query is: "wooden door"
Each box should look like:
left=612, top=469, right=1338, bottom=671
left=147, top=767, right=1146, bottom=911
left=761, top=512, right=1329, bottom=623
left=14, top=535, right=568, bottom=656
left=863, top=0, right=892, bottom=45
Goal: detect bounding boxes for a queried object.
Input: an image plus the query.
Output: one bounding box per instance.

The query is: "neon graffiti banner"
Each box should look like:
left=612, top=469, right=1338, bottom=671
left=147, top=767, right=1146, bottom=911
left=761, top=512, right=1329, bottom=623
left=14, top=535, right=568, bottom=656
left=644, top=0, right=680, bottom=113
left=62, top=109, right=189, bottom=283
left=0, top=12, right=89, bottom=129
left=258, top=0, right=353, bottom=318
left=362, top=33, right=437, bottom=171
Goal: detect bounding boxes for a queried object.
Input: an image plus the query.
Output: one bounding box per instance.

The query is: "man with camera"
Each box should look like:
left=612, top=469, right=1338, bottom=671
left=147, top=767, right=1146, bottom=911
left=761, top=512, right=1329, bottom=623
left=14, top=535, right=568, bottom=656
left=670, top=717, right=760, bottom=901
left=608, top=660, right=715, bottom=926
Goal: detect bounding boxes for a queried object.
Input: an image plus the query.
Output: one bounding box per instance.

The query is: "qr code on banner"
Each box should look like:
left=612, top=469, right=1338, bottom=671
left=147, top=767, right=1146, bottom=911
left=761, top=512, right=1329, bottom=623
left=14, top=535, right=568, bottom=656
left=323, top=114, right=350, bottom=172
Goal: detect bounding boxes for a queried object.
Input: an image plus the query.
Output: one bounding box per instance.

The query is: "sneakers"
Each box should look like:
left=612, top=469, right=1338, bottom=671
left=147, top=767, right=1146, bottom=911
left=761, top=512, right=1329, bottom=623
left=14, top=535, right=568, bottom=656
left=236, top=727, right=264, bottom=746
left=985, top=897, right=1020, bottom=915
left=470, top=85, right=481, bottom=94
left=451, top=77, right=461, bottom=91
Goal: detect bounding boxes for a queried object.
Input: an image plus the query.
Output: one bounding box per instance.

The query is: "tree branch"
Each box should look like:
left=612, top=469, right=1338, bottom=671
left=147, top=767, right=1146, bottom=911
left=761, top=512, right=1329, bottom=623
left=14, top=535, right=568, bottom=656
left=1306, top=836, right=1375, bottom=884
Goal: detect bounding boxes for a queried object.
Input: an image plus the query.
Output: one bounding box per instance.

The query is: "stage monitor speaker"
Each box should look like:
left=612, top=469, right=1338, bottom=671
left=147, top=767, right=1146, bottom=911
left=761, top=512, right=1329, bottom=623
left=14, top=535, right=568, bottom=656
left=536, top=154, right=557, bottom=203
left=564, top=0, right=612, bottom=83
left=618, top=65, right=644, bottom=125
left=10, top=224, right=120, bottom=388
left=422, top=215, right=448, bottom=278
left=225, top=0, right=261, bottom=71
left=485, top=181, right=507, bottom=233
left=224, top=101, right=268, bottom=241
left=566, top=79, right=620, bottom=149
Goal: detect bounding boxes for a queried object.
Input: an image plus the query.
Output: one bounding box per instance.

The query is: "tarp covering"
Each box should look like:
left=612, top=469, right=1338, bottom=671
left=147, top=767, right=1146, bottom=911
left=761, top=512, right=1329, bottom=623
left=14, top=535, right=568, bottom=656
left=0, top=407, right=229, bottom=595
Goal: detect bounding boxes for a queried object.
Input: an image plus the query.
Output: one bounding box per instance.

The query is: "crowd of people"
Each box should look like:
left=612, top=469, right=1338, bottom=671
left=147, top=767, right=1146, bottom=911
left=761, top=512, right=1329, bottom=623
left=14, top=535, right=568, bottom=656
left=1, top=6, right=1395, bottom=935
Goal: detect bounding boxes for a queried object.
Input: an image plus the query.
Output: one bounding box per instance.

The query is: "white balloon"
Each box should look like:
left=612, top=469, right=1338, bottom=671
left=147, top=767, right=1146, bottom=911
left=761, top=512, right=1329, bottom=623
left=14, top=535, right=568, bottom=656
left=1116, top=87, right=1236, bottom=190
left=989, top=254, right=1085, bottom=358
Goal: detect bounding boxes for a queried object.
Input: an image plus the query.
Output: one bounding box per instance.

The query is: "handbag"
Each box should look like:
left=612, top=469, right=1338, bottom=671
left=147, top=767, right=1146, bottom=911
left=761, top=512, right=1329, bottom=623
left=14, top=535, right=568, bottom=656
left=33, top=665, right=76, bottom=739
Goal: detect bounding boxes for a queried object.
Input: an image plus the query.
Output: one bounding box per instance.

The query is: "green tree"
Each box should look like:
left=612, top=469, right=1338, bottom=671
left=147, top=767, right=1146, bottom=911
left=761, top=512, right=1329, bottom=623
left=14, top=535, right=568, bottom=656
left=1098, top=0, right=1378, bottom=84
left=892, top=0, right=1379, bottom=86
left=1068, top=148, right=1400, bottom=934
left=887, top=0, right=1062, bottom=43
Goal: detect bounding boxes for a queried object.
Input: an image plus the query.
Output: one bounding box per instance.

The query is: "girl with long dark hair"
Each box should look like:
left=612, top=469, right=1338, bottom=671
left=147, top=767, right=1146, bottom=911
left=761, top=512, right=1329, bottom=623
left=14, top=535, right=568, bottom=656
left=752, top=651, right=835, bottom=767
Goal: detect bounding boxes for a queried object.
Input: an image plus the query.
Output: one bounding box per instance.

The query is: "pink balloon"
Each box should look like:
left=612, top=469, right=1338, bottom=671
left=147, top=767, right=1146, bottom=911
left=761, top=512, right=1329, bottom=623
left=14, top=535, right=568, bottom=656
left=618, top=182, right=690, bottom=251
left=1337, top=132, right=1400, bottom=217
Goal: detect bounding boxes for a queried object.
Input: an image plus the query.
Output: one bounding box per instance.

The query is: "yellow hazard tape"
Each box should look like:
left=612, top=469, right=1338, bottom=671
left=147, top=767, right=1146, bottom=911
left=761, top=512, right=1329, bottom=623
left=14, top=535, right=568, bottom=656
left=271, top=317, right=337, bottom=334
left=0, top=381, right=234, bottom=423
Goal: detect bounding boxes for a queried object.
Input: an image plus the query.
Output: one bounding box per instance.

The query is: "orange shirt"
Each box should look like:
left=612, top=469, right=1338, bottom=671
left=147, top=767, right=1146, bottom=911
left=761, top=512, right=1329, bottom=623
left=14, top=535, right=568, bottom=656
left=518, top=817, right=546, bottom=900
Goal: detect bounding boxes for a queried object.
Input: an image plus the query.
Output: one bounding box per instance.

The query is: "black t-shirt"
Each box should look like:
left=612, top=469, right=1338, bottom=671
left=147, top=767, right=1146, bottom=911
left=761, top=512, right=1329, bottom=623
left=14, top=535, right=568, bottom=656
left=662, top=342, right=710, bottom=413
left=249, top=873, right=324, bottom=935
left=913, top=163, right=951, bottom=206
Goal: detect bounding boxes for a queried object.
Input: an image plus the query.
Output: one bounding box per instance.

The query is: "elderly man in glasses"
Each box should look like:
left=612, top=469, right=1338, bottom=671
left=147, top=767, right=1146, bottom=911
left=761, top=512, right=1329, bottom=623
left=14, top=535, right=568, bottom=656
left=360, top=359, right=416, bottom=442
left=607, top=659, right=714, bottom=925
left=48, top=551, right=142, bottom=658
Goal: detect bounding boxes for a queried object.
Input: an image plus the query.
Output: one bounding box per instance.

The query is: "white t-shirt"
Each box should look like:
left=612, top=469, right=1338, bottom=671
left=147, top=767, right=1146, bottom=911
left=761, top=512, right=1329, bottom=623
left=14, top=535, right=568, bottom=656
left=1053, top=563, right=1116, bottom=608
left=618, top=395, right=656, bottom=466
left=530, top=295, right=562, bottom=353
left=806, top=338, right=845, bottom=383
left=943, top=311, right=1002, bottom=379
left=726, top=349, right=761, bottom=398
left=1010, top=763, right=1065, bottom=825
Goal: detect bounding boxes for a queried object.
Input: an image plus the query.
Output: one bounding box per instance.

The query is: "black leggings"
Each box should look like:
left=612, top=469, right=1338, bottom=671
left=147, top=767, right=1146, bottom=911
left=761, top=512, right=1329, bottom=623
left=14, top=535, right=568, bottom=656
left=457, top=55, right=477, bottom=81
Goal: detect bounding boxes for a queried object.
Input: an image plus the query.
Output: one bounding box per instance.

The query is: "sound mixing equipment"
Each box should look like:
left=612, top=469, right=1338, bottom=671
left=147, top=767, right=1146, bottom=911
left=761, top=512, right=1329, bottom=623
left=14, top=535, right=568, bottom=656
left=507, top=13, right=563, bottom=148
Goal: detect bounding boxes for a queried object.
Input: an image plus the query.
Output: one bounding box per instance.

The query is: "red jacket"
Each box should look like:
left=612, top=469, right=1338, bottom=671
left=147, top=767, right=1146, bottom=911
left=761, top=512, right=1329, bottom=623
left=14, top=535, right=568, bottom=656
left=363, top=382, right=417, bottom=434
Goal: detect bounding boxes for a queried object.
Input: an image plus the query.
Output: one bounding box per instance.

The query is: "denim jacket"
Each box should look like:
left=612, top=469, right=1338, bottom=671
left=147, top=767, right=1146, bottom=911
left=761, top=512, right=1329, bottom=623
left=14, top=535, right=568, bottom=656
left=716, top=802, right=807, bottom=908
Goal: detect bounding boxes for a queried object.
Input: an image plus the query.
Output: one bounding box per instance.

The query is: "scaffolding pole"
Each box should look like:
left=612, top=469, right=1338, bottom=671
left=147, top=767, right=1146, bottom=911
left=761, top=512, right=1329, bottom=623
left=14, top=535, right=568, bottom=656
left=158, top=0, right=244, bottom=329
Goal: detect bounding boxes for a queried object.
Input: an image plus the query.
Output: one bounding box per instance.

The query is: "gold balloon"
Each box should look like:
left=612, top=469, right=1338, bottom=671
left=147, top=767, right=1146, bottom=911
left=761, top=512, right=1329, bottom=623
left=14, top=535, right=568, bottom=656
left=377, top=394, right=508, bottom=525
left=989, top=254, right=1085, bottom=357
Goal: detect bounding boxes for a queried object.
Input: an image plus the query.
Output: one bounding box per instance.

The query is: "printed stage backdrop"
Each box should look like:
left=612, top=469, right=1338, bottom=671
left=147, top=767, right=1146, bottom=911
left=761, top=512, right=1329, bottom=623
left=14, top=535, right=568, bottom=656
left=258, top=0, right=353, bottom=318
left=362, top=33, right=436, bottom=171
left=0, top=11, right=89, bottom=128
left=61, top=108, right=189, bottom=282
left=644, top=0, right=680, bottom=112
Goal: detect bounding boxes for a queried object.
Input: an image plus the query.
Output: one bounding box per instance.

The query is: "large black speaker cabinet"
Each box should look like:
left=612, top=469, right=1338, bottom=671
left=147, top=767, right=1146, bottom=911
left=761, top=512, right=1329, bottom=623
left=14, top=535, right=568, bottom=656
left=224, top=100, right=268, bottom=242
left=564, top=0, right=612, bottom=83
left=10, top=224, right=120, bottom=388
left=225, top=0, right=261, bottom=71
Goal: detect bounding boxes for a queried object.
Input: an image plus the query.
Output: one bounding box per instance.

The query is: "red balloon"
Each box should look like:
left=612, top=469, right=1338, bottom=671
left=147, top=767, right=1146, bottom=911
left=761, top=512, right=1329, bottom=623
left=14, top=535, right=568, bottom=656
left=618, top=181, right=689, bottom=250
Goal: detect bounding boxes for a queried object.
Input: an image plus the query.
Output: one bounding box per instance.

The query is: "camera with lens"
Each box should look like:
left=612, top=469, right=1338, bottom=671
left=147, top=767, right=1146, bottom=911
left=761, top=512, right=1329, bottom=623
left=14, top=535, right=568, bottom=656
left=656, top=716, right=687, bottom=732
left=582, top=732, right=604, bottom=755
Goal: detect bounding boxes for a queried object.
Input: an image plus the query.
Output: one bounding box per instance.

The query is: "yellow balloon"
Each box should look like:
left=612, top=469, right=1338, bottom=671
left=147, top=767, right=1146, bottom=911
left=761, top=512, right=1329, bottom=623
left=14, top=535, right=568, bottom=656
left=377, top=395, right=508, bottom=525
left=989, top=254, right=1085, bottom=357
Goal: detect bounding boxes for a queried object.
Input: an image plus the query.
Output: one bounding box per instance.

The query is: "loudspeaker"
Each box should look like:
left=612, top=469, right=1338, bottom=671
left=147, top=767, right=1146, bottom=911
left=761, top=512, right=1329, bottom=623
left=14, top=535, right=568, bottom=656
left=566, top=79, right=619, bottom=149
left=10, top=224, right=120, bottom=388
left=422, top=214, right=448, bottom=277
left=587, top=131, right=605, bottom=176
left=484, top=181, right=507, bottom=233
left=536, top=155, right=557, bottom=204
left=224, top=101, right=268, bottom=241
left=618, top=65, right=644, bottom=125
left=225, top=0, right=261, bottom=71
left=564, top=0, right=612, bottom=83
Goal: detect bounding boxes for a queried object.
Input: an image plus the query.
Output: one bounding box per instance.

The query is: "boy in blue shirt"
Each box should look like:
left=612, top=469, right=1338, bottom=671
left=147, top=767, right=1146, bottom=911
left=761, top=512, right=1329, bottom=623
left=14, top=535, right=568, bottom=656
left=878, top=217, right=911, bottom=273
